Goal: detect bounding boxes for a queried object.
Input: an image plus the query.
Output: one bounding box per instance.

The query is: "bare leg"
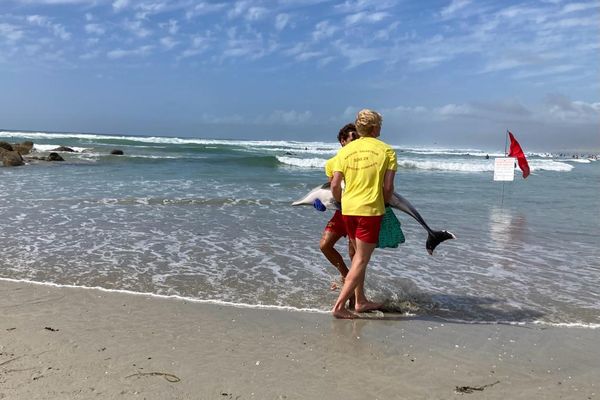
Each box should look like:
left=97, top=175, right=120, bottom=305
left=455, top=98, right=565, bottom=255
left=320, top=230, right=356, bottom=308
left=347, top=239, right=356, bottom=310
left=332, top=239, right=378, bottom=318
left=319, top=230, right=349, bottom=278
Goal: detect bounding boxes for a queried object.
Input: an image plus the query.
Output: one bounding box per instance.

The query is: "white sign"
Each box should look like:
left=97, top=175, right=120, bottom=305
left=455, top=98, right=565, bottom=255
left=494, top=157, right=515, bottom=181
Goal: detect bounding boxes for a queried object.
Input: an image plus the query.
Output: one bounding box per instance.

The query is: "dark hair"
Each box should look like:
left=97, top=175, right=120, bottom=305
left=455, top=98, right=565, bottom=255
left=337, top=123, right=357, bottom=143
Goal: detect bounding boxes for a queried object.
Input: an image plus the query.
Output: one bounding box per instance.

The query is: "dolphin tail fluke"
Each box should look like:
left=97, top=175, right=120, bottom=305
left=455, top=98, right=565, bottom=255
left=425, top=230, right=456, bottom=255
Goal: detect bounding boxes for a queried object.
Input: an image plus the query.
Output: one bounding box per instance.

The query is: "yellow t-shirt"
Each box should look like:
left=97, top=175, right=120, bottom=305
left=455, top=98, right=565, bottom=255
left=325, top=155, right=336, bottom=179
left=333, top=137, right=397, bottom=216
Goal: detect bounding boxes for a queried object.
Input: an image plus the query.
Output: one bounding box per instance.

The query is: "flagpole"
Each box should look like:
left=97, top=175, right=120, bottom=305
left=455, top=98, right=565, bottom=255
left=501, top=130, right=509, bottom=206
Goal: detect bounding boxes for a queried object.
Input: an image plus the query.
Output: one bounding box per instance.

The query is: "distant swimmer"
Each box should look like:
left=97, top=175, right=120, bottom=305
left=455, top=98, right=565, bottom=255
left=485, top=154, right=490, bottom=159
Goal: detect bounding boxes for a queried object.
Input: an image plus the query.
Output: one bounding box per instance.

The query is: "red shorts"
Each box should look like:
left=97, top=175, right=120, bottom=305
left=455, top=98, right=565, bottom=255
left=342, top=215, right=383, bottom=244
left=324, top=210, right=347, bottom=237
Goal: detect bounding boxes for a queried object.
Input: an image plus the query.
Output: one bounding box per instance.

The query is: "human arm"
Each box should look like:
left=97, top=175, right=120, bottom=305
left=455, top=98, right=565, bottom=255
left=331, top=171, right=344, bottom=203
left=383, top=169, right=395, bottom=204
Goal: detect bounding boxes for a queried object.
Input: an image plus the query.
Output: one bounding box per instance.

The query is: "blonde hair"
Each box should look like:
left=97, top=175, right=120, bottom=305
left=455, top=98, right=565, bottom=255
left=355, top=109, right=382, bottom=137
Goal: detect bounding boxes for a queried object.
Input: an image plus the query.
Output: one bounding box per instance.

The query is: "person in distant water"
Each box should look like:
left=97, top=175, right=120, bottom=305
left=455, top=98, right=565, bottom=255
left=485, top=154, right=490, bottom=159
left=330, top=109, right=397, bottom=319
left=315, top=124, right=357, bottom=298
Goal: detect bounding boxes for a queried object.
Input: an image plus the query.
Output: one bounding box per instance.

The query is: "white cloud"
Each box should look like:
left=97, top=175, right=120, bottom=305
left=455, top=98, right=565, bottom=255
left=312, top=20, right=338, bottom=41
left=178, top=34, right=212, bottom=59
left=52, top=23, right=70, bottom=40
left=160, top=36, right=178, bottom=50
left=334, top=0, right=397, bottom=13
left=275, top=13, right=290, bottom=31
left=345, top=11, right=389, bottom=25
left=228, top=1, right=252, bottom=19
left=26, top=15, right=48, bottom=25
left=80, top=49, right=100, bottom=60
left=221, top=28, right=278, bottom=61
left=410, top=55, right=447, bottom=68
left=334, top=40, right=383, bottom=68
left=85, top=23, right=106, bottom=35
left=159, top=19, right=179, bottom=35
left=134, top=1, right=168, bottom=19
left=380, top=97, right=600, bottom=126
left=246, top=6, right=268, bottom=21
left=544, top=95, right=600, bottom=122
left=123, top=19, right=151, bottom=38
left=440, top=0, right=472, bottom=18
left=185, top=2, right=227, bottom=19
left=13, top=0, right=99, bottom=3
left=512, top=64, right=579, bottom=80
left=374, top=21, right=399, bottom=40
left=26, top=14, right=71, bottom=40
left=550, top=15, right=598, bottom=28
left=0, top=23, right=24, bottom=42
left=257, top=110, right=313, bottom=124
left=107, top=45, right=153, bottom=59
left=113, top=0, right=129, bottom=12
left=481, top=58, right=529, bottom=73
left=294, top=51, right=322, bottom=61
left=560, top=2, right=600, bottom=14
left=436, top=103, right=473, bottom=117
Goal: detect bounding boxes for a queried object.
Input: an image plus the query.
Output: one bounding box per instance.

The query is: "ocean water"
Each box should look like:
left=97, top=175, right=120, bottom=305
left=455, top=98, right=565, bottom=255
left=1, top=130, right=598, bottom=328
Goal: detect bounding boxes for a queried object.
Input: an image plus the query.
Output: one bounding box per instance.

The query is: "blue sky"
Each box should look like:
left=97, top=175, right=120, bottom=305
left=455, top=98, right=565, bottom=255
left=1, top=0, right=598, bottom=150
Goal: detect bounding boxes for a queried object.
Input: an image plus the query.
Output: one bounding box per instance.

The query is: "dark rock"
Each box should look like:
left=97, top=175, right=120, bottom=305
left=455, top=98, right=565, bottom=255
left=47, top=152, right=64, bottom=162
left=111, top=149, right=124, bottom=155
left=0, top=141, right=14, bottom=151
left=13, top=141, right=34, bottom=155
left=2, top=151, right=24, bottom=167
left=52, top=146, right=75, bottom=152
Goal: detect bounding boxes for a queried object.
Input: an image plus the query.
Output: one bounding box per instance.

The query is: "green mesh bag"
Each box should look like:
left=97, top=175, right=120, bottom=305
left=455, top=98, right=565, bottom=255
left=377, top=206, right=405, bottom=249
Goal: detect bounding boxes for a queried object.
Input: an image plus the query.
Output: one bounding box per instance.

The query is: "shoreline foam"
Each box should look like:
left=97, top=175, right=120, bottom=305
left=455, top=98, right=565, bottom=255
left=2, top=277, right=598, bottom=330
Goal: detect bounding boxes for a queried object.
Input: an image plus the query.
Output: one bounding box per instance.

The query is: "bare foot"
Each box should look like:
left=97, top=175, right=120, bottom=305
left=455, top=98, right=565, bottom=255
left=330, top=281, right=339, bottom=291
left=332, top=308, right=357, bottom=319
left=354, top=301, right=383, bottom=313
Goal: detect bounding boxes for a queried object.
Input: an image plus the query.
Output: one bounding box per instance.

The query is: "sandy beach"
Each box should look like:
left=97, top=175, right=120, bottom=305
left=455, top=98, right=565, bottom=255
left=0, top=279, right=597, bottom=399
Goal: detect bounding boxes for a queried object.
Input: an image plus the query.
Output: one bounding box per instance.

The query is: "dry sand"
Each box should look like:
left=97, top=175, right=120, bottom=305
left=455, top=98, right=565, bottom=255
left=0, top=279, right=598, bottom=399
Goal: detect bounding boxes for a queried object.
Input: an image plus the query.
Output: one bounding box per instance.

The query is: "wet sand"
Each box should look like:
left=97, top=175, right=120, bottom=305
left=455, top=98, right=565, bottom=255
left=0, top=279, right=597, bottom=399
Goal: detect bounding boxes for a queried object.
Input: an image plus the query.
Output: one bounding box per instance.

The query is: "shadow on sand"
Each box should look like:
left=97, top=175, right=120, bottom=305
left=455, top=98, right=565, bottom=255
left=362, top=293, right=545, bottom=326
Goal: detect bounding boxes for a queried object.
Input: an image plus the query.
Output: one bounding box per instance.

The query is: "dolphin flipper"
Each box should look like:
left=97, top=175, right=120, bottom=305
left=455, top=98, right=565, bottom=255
left=292, top=182, right=455, bottom=254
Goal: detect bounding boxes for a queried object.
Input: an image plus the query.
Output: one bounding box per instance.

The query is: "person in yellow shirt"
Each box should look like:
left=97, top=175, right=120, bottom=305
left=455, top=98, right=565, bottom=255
left=330, top=109, right=397, bottom=319
left=318, top=124, right=357, bottom=298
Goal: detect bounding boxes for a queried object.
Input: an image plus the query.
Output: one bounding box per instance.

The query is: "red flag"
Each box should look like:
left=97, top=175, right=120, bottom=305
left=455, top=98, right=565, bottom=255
left=508, top=131, right=530, bottom=179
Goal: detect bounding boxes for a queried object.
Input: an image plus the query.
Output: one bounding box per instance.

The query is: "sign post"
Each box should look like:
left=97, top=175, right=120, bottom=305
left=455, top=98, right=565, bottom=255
left=494, top=157, right=515, bottom=181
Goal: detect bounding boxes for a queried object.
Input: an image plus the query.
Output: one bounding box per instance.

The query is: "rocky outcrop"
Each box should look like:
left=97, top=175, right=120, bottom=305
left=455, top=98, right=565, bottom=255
left=47, top=152, right=64, bottom=161
left=52, top=146, right=75, bottom=152
left=1, top=140, right=118, bottom=166
left=0, top=141, right=13, bottom=151
left=13, top=141, right=34, bottom=155
left=2, top=150, right=24, bottom=167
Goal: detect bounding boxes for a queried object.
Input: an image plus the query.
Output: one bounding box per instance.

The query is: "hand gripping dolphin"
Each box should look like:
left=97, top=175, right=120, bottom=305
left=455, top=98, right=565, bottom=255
left=292, top=182, right=456, bottom=255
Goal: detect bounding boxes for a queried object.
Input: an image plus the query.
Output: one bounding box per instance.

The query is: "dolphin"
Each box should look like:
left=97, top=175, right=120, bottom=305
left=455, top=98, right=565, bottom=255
left=292, top=182, right=456, bottom=255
